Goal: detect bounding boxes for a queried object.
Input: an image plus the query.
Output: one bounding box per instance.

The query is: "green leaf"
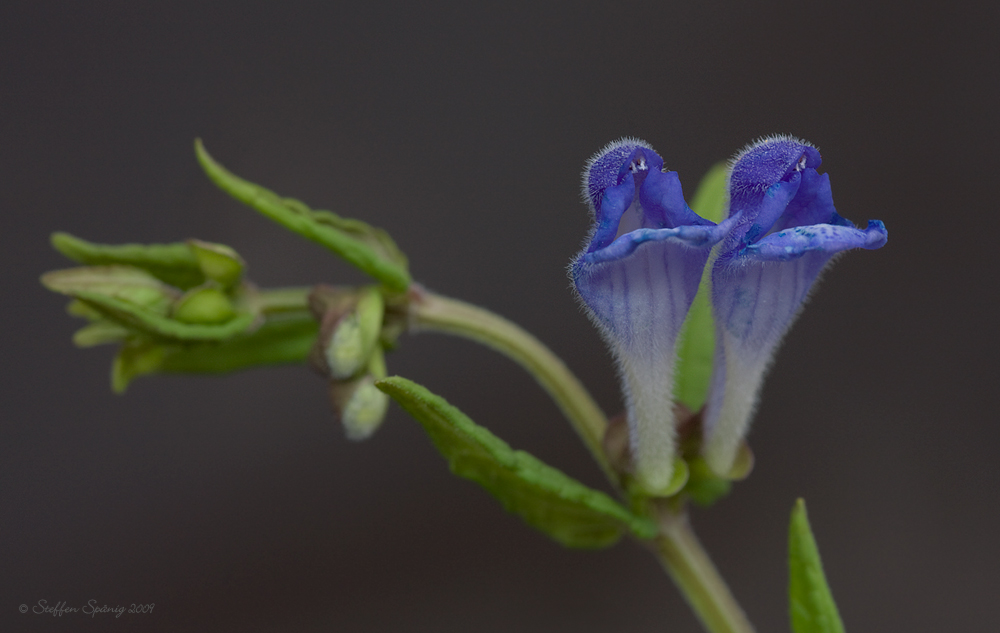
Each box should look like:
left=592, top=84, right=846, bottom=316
left=51, top=232, right=205, bottom=289
left=674, top=162, right=728, bottom=411
left=376, top=376, right=658, bottom=548
left=789, top=499, right=846, bottom=633
left=689, top=162, right=729, bottom=226
left=158, top=311, right=318, bottom=374
left=195, top=139, right=410, bottom=292
left=110, top=312, right=319, bottom=392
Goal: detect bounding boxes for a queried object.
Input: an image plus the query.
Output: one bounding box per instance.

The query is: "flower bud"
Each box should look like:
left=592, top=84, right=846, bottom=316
left=310, top=285, right=385, bottom=380
left=187, top=239, right=246, bottom=288
left=172, top=286, right=237, bottom=324
left=328, top=347, right=390, bottom=440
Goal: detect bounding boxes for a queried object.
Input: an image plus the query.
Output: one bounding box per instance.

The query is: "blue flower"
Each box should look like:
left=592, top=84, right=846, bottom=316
left=571, top=139, right=733, bottom=493
left=702, top=135, right=888, bottom=474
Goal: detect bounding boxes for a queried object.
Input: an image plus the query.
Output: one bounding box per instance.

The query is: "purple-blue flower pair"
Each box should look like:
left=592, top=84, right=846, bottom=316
left=571, top=136, right=887, bottom=493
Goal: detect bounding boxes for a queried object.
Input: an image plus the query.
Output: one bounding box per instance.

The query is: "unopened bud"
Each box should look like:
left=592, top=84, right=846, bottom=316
left=172, top=286, right=237, bottom=324
left=329, top=347, right=389, bottom=440
left=313, top=286, right=385, bottom=380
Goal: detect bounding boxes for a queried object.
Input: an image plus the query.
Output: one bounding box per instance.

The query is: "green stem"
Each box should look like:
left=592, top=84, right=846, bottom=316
left=407, top=288, right=616, bottom=485
left=408, top=287, right=753, bottom=633
left=254, top=283, right=752, bottom=633
left=651, top=503, right=755, bottom=633
left=257, top=286, right=312, bottom=314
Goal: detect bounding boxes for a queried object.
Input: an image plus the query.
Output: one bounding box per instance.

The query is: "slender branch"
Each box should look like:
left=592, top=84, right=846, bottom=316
left=257, top=286, right=312, bottom=313
left=650, top=503, right=755, bottom=633
left=407, top=287, right=616, bottom=485
left=255, top=283, right=753, bottom=633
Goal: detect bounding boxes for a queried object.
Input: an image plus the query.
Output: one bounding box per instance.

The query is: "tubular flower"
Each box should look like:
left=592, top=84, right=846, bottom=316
left=571, top=139, right=733, bottom=493
left=702, top=136, right=888, bottom=474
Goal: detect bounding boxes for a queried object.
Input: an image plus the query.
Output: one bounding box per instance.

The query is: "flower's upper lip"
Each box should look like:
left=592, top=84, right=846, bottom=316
left=729, top=138, right=821, bottom=203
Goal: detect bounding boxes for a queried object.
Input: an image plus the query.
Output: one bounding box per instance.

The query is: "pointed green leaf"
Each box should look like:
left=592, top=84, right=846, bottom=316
left=675, top=162, right=728, bottom=411
left=195, top=140, right=410, bottom=292
left=73, top=320, right=130, bottom=347
left=376, top=376, right=658, bottom=548
left=789, top=499, right=846, bottom=633
left=51, top=232, right=205, bottom=289
left=158, top=311, right=318, bottom=374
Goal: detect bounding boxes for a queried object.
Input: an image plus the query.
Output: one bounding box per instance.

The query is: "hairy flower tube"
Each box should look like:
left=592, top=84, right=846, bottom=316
left=570, top=139, right=733, bottom=494
left=702, top=136, right=888, bottom=474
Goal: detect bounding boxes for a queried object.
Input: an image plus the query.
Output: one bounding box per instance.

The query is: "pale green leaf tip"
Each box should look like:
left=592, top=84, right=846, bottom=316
left=789, top=498, right=846, bottom=633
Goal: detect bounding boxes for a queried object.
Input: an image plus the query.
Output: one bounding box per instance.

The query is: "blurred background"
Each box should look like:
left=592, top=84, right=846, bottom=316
left=3, top=2, right=997, bottom=631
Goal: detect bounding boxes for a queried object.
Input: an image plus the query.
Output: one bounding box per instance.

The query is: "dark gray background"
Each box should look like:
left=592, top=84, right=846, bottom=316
left=3, top=2, right=997, bottom=631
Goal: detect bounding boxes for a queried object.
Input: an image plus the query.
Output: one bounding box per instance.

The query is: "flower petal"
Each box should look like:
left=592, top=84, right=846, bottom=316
left=746, top=220, right=887, bottom=262
left=573, top=224, right=729, bottom=492
left=703, top=136, right=888, bottom=474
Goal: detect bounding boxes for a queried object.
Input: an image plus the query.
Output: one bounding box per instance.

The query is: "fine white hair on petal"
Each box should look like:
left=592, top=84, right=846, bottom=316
left=580, top=137, right=654, bottom=210
left=726, top=133, right=817, bottom=171
left=723, top=134, right=818, bottom=201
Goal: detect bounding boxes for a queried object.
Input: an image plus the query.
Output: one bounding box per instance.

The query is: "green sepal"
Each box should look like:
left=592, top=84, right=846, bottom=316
left=636, top=456, right=690, bottom=498
left=194, top=140, right=410, bottom=292
left=73, top=320, right=130, bottom=347
left=187, top=239, right=245, bottom=288
left=112, top=339, right=166, bottom=393
left=674, top=162, right=728, bottom=411
left=51, top=232, right=205, bottom=289
left=42, top=266, right=180, bottom=315
left=789, top=499, right=846, bottom=633
left=682, top=457, right=732, bottom=507
left=681, top=440, right=752, bottom=507
left=376, top=376, right=658, bottom=548
left=66, top=299, right=105, bottom=321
